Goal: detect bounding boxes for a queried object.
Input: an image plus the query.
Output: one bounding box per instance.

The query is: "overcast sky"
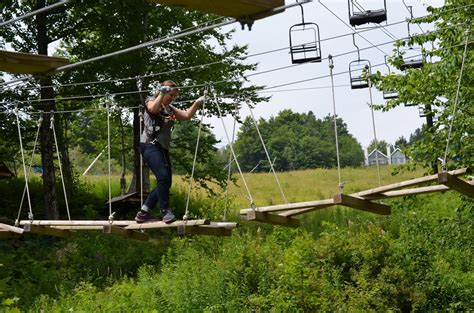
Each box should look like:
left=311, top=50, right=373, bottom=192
left=207, top=0, right=445, bottom=151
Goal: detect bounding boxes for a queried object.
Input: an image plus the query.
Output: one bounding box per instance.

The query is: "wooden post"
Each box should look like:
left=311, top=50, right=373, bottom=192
left=246, top=210, right=300, bottom=227
left=103, top=225, right=149, bottom=241
left=23, top=224, right=75, bottom=239
left=438, top=173, right=474, bottom=198
left=333, top=193, right=391, bottom=215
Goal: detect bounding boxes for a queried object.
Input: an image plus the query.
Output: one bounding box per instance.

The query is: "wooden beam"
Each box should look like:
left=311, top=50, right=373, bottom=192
left=354, top=168, right=470, bottom=198
left=103, top=225, right=149, bottom=241
left=208, top=222, right=238, bottom=228
left=280, top=204, right=335, bottom=217
left=438, top=173, right=474, bottom=198
left=20, top=220, right=133, bottom=226
left=23, top=224, right=75, bottom=239
left=245, top=210, right=300, bottom=227
left=0, top=230, right=21, bottom=239
left=240, top=198, right=334, bottom=215
left=0, top=50, right=69, bottom=74
left=0, top=223, right=24, bottom=234
left=125, top=219, right=209, bottom=230
left=333, top=193, right=391, bottom=215
left=177, top=225, right=233, bottom=237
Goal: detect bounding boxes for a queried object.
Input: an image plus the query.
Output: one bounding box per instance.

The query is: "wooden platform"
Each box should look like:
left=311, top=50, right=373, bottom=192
left=0, top=223, right=23, bottom=238
left=240, top=168, right=472, bottom=227
left=15, top=219, right=238, bottom=239
left=0, top=50, right=69, bottom=74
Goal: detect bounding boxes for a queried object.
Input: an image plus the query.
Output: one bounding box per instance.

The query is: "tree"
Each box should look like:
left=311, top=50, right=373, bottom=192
left=234, top=110, right=364, bottom=171
left=394, top=136, right=408, bottom=149
left=372, top=0, right=473, bottom=171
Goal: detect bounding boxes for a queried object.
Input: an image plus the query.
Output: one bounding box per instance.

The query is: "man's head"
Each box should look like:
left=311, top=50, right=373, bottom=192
left=157, top=80, right=179, bottom=105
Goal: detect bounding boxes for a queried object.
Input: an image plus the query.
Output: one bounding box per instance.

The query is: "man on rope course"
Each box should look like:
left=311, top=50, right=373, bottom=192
left=135, top=80, right=205, bottom=223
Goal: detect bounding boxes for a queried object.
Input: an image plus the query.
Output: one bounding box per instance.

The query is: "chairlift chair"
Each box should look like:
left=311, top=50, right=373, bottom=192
left=349, top=60, right=371, bottom=89
left=382, top=56, right=399, bottom=99
left=399, top=5, right=424, bottom=70
left=349, top=34, right=371, bottom=89
left=289, top=2, right=322, bottom=64
left=348, top=0, right=387, bottom=27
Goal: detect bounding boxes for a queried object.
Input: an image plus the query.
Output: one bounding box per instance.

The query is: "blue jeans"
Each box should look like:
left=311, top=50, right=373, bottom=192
left=140, top=143, right=172, bottom=211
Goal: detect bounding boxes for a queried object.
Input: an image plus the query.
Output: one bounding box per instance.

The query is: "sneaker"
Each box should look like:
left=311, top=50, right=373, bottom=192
left=162, top=210, right=176, bottom=224
left=135, top=210, right=161, bottom=223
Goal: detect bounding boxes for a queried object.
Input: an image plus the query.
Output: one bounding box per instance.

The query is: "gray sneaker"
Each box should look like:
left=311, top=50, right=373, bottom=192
left=162, top=210, right=176, bottom=224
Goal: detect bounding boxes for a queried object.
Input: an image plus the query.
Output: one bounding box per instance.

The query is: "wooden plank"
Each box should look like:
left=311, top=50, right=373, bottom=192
left=23, top=224, right=75, bottom=239
left=107, top=192, right=138, bottom=204
left=0, top=50, right=69, bottom=74
left=20, top=220, right=133, bottom=226
left=125, top=219, right=209, bottom=230
left=177, top=225, right=233, bottom=237
left=240, top=198, right=334, bottom=215
left=152, top=0, right=284, bottom=20
left=245, top=210, right=300, bottom=227
left=103, top=225, right=150, bottom=241
left=438, top=173, right=474, bottom=198
left=0, top=223, right=24, bottom=234
left=208, top=222, right=238, bottom=228
left=51, top=226, right=104, bottom=230
left=333, top=193, right=391, bottom=215
left=279, top=204, right=335, bottom=217
left=354, top=168, right=470, bottom=198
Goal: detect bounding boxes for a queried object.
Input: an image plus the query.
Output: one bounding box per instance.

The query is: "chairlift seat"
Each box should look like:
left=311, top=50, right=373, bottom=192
left=383, top=91, right=399, bottom=100
left=400, top=58, right=424, bottom=70
left=289, top=22, right=322, bottom=64
left=349, top=9, right=387, bottom=26
left=152, top=0, right=284, bottom=20
left=350, top=77, right=369, bottom=89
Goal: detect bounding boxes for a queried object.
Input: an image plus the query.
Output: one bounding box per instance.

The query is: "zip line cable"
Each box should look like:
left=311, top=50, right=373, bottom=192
left=0, top=0, right=71, bottom=28
left=1, top=38, right=470, bottom=111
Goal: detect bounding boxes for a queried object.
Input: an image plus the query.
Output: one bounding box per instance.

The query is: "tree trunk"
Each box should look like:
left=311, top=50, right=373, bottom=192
left=128, top=106, right=150, bottom=195
left=37, top=0, right=58, bottom=219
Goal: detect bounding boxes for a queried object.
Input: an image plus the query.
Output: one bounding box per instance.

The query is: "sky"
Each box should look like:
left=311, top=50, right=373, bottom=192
left=206, top=0, right=445, bottom=152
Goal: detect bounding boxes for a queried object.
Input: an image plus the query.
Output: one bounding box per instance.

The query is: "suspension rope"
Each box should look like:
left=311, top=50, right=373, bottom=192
left=50, top=111, right=71, bottom=221
left=105, top=96, right=114, bottom=221
left=14, top=103, right=33, bottom=222
left=136, top=78, right=145, bottom=208
left=223, top=102, right=239, bottom=222
left=16, top=112, right=42, bottom=225
left=214, top=89, right=255, bottom=208
left=367, top=75, right=382, bottom=187
left=184, top=88, right=208, bottom=221
left=328, top=55, right=343, bottom=192
left=442, top=22, right=471, bottom=171
left=244, top=97, right=288, bottom=204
